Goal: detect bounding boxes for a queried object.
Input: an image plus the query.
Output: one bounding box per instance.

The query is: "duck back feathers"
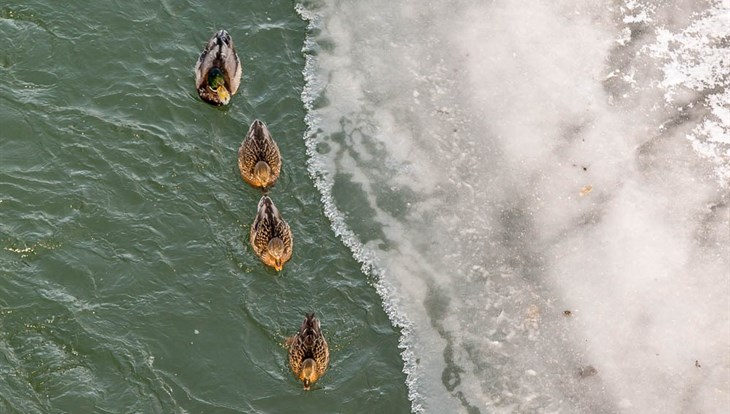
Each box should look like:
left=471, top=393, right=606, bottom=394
left=238, top=119, right=281, bottom=190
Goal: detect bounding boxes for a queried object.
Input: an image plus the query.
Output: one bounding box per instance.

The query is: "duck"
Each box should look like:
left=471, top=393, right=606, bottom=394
left=194, top=29, right=242, bottom=105
left=250, top=195, right=292, bottom=271
left=238, top=119, right=281, bottom=191
left=287, top=313, right=330, bottom=390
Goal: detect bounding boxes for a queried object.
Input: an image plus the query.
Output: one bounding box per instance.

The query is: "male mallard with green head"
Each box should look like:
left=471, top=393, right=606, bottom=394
left=287, top=313, right=329, bottom=390
left=194, top=30, right=242, bottom=105
left=238, top=119, right=281, bottom=191
left=250, top=195, right=292, bottom=271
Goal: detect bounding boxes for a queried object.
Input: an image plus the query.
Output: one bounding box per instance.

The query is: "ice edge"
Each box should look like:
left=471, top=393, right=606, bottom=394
left=295, top=3, right=424, bottom=413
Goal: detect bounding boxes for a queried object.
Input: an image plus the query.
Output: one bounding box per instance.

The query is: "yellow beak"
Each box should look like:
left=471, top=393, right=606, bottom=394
left=216, top=85, right=230, bottom=104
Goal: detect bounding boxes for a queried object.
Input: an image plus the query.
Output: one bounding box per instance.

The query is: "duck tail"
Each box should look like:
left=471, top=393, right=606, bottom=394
left=301, top=313, right=321, bottom=337
left=305, top=312, right=316, bottom=323
left=258, top=195, right=280, bottom=225
left=258, top=194, right=273, bottom=210
left=248, top=119, right=269, bottom=141
left=215, top=30, right=231, bottom=46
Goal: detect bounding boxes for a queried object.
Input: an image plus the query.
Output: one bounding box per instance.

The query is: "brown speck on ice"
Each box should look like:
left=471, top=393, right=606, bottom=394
left=578, top=365, right=598, bottom=378
left=580, top=184, right=593, bottom=197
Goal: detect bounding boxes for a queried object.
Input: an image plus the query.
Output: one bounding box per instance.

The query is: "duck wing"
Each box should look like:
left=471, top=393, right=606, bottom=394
left=270, top=201, right=293, bottom=261
left=308, top=317, right=330, bottom=375
left=288, top=333, right=306, bottom=375
left=250, top=196, right=274, bottom=255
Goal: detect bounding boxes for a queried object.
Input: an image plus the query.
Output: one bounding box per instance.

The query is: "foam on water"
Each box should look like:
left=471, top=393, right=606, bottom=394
left=296, top=4, right=423, bottom=411
left=300, top=0, right=729, bottom=412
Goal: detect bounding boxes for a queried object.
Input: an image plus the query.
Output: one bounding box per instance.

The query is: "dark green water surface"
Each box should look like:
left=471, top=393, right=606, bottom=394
left=0, top=1, right=410, bottom=412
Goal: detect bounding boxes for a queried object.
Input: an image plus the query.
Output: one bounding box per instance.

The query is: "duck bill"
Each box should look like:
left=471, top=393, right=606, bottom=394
left=216, top=85, right=230, bottom=104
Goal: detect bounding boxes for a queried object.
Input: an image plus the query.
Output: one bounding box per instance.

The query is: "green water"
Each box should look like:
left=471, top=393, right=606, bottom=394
left=0, top=1, right=410, bottom=412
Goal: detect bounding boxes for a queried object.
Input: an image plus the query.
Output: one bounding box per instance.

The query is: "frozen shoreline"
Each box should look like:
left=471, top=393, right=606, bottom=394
left=300, top=0, right=730, bottom=412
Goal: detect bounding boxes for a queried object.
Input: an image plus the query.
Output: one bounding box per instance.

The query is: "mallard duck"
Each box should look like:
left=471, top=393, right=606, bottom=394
left=250, top=195, right=292, bottom=271
left=287, top=313, right=330, bottom=390
left=194, top=30, right=242, bottom=105
left=238, top=119, right=281, bottom=190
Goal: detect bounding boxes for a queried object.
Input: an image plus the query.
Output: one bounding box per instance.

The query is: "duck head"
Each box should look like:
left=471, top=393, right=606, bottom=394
left=253, top=161, right=272, bottom=187
left=299, top=358, right=319, bottom=390
left=207, top=68, right=230, bottom=104
left=267, top=237, right=285, bottom=271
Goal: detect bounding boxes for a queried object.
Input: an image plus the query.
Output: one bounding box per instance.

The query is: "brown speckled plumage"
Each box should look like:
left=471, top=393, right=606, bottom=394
left=238, top=119, right=281, bottom=190
left=288, top=313, right=329, bottom=390
left=250, top=195, right=292, bottom=271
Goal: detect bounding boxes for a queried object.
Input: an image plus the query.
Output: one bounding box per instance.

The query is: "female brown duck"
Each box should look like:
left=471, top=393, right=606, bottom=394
left=238, top=119, right=281, bottom=191
left=250, top=195, right=292, bottom=271
left=194, top=30, right=242, bottom=105
left=287, top=313, right=329, bottom=390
